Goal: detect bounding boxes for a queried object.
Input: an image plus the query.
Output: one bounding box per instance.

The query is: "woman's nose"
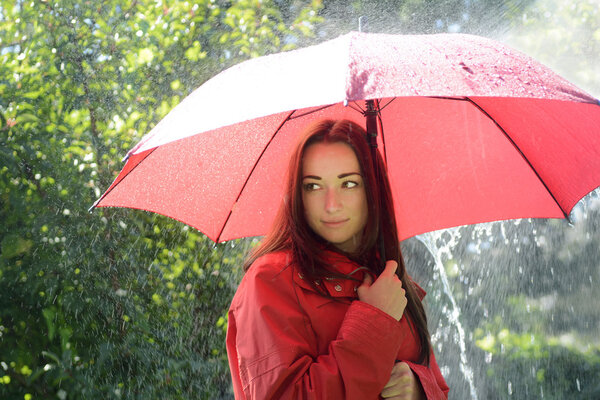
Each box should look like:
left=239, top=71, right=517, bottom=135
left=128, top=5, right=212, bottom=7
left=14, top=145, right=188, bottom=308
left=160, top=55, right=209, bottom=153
left=325, top=188, right=342, bottom=213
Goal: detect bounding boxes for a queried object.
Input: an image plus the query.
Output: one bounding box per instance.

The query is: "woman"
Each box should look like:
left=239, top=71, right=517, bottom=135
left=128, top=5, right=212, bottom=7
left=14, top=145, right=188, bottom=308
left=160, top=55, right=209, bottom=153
left=226, top=119, right=449, bottom=399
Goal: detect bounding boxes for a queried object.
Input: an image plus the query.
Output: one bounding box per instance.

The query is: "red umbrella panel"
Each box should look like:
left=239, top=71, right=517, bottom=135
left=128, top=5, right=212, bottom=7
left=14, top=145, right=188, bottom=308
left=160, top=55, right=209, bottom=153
left=92, top=32, right=600, bottom=243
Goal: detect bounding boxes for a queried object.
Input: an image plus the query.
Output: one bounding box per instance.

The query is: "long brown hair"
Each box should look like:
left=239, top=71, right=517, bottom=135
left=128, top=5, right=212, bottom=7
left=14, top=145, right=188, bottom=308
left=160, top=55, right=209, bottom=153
left=244, top=119, right=431, bottom=365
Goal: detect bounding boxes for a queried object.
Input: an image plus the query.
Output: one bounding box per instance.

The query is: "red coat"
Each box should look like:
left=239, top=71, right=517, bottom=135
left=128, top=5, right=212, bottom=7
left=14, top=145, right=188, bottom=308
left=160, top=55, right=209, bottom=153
left=226, top=250, right=449, bottom=399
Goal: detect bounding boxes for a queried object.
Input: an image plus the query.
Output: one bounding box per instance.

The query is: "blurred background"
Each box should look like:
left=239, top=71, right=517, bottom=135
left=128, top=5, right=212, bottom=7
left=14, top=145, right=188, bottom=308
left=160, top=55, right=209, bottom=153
left=1, top=0, right=598, bottom=398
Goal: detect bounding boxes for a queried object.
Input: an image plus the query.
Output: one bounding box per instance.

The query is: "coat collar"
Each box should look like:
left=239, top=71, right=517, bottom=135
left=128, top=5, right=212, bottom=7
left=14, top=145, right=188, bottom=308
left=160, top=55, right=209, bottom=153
left=292, top=250, right=372, bottom=298
left=291, top=250, right=427, bottom=300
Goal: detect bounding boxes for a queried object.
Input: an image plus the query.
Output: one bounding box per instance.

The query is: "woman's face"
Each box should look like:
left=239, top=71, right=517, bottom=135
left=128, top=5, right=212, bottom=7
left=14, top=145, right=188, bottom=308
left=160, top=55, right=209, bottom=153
left=301, top=141, right=368, bottom=253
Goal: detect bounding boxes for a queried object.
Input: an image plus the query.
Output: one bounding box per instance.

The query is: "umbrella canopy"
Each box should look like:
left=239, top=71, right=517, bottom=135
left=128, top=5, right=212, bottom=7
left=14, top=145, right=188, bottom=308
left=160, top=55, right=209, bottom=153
left=92, top=31, right=600, bottom=242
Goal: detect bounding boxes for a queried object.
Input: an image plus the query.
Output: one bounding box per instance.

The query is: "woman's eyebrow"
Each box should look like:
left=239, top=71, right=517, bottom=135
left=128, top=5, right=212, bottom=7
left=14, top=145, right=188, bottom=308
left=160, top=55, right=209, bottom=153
left=338, top=172, right=361, bottom=179
left=302, top=175, right=322, bottom=180
left=302, top=172, right=361, bottom=180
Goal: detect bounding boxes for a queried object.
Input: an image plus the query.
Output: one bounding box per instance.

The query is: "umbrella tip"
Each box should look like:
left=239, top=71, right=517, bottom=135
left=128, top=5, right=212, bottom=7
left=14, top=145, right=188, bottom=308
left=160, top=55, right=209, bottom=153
left=88, top=197, right=103, bottom=213
left=358, top=16, right=368, bottom=33
left=564, top=211, right=574, bottom=226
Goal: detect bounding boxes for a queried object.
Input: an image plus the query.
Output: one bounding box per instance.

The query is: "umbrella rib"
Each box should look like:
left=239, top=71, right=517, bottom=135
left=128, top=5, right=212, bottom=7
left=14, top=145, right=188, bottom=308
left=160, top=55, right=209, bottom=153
left=350, top=101, right=365, bottom=113
left=88, top=147, right=158, bottom=212
left=216, top=110, right=297, bottom=242
left=289, top=104, right=335, bottom=120
left=379, top=97, right=396, bottom=112
left=465, top=97, right=571, bottom=222
left=376, top=105, right=388, bottom=165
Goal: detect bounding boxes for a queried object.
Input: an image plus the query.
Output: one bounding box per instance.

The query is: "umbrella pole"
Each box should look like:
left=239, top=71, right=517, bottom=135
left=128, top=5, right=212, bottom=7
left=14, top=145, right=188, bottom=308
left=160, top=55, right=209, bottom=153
left=358, top=18, right=386, bottom=269
left=365, top=99, right=386, bottom=269
left=365, top=100, right=378, bottom=146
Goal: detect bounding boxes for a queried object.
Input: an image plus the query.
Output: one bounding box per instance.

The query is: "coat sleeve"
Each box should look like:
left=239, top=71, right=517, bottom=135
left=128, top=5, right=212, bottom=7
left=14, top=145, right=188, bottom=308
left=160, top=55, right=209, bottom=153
left=226, top=256, right=406, bottom=399
left=405, top=351, right=449, bottom=399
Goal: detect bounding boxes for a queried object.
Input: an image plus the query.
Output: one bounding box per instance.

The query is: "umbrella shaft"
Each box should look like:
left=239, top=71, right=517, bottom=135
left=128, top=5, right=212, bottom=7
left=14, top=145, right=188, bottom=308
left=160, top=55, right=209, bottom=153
left=364, top=99, right=386, bottom=268
left=365, top=99, right=378, bottom=148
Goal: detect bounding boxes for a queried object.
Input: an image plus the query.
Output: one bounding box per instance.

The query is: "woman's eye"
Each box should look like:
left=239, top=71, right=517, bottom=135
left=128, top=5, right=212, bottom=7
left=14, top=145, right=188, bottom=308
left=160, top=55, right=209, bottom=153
left=303, top=183, right=320, bottom=191
left=342, top=181, right=359, bottom=189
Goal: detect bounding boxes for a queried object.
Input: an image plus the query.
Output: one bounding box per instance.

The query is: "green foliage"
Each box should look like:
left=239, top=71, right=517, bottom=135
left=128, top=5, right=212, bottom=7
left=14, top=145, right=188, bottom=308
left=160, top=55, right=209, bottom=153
left=421, top=192, right=600, bottom=397
left=0, top=0, right=320, bottom=398
left=315, top=0, right=537, bottom=38
left=474, top=324, right=600, bottom=399
left=504, top=0, right=600, bottom=97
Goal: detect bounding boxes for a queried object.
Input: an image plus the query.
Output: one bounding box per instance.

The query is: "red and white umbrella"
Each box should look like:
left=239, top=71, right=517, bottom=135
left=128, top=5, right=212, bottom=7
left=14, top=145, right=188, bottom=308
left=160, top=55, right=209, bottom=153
left=92, top=32, right=600, bottom=242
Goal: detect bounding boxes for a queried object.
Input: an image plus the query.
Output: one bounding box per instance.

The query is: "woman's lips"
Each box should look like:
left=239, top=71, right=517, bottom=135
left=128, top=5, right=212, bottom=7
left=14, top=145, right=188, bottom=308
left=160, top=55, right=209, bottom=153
left=322, top=219, right=349, bottom=227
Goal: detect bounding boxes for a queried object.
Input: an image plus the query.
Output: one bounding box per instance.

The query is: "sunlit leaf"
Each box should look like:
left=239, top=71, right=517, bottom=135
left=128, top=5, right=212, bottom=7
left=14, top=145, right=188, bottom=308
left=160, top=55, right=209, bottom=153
left=0, top=234, right=33, bottom=259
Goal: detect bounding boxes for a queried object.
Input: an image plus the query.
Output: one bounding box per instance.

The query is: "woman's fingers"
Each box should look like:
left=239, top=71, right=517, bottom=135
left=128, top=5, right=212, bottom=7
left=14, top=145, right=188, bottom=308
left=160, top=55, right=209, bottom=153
left=361, top=272, right=373, bottom=286
left=381, top=260, right=399, bottom=278
left=357, top=260, right=407, bottom=320
left=381, top=362, right=413, bottom=398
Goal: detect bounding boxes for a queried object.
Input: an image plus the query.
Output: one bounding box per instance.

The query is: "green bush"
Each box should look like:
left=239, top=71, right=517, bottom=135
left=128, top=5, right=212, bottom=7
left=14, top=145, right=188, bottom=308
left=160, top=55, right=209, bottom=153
left=475, top=327, right=600, bottom=399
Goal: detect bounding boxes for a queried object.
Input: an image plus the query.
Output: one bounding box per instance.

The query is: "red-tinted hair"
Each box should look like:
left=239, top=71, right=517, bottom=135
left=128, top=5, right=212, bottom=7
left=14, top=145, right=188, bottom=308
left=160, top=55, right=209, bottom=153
left=244, top=119, right=431, bottom=364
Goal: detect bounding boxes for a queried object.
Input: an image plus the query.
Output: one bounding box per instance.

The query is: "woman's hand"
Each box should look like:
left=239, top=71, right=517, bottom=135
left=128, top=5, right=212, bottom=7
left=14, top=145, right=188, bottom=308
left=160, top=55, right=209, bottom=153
left=381, top=362, right=425, bottom=399
left=357, top=260, right=407, bottom=320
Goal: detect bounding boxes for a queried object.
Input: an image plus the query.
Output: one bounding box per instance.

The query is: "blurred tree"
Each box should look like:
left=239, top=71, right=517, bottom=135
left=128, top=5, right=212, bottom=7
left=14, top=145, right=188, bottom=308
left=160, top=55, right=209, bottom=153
left=504, top=0, right=600, bottom=97
left=0, top=0, right=321, bottom=398
left=313, top=0, right=536, bottom=37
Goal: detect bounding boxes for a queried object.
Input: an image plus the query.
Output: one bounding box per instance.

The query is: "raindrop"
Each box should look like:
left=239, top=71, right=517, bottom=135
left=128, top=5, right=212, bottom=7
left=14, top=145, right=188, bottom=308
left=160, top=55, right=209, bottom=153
left=484, top=352, right=492, bottom=364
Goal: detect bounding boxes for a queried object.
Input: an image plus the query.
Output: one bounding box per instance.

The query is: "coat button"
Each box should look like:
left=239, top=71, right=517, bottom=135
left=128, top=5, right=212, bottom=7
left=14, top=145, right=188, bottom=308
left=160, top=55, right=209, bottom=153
left=298, top=273, right=304, bottom=280
left=334, top=284, right=342, bottom=292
